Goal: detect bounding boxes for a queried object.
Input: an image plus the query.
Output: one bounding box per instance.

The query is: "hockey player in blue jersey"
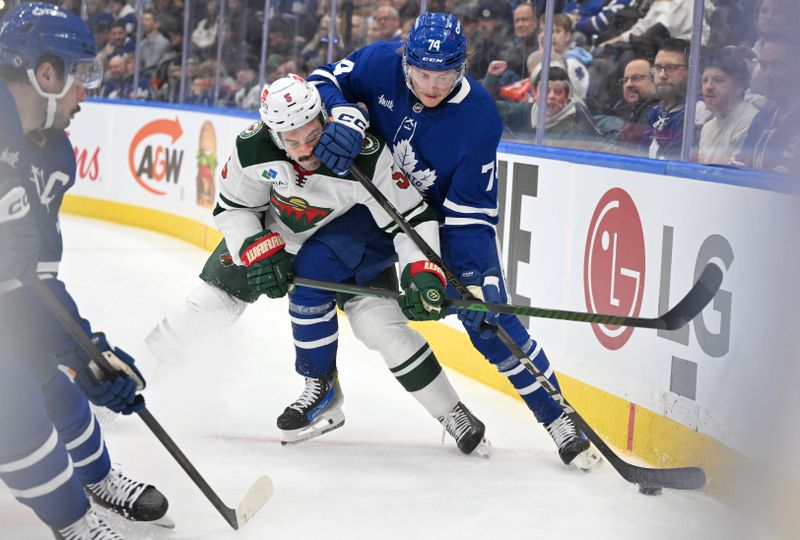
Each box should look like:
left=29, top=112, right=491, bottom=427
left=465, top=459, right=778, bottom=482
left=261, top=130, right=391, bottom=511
left=147, top=75, right=489, bottom=455
left=308, top=12, right=601, bottom=470
left=0, top=4, right=168, bottom=539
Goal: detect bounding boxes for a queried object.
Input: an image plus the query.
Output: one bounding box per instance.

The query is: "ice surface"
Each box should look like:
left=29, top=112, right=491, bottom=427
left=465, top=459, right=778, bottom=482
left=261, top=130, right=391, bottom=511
left=0, top=215, right=766, bottom=540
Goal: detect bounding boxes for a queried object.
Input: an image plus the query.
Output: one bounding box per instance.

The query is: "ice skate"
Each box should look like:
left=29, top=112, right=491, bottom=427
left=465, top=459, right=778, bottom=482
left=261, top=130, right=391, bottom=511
left=438, top=402, right=491, bottom=457
left=277, top=371, right=345, bottom=445
left=85, top=467, right=173, bottom=528
left=546, top=412, right=603, bottom=471
left=52, top=507, right=124, bottom=540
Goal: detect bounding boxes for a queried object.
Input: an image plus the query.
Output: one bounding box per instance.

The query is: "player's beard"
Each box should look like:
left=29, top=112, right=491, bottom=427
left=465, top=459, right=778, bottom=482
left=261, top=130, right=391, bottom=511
left=296, top=153, right=320, bottom=171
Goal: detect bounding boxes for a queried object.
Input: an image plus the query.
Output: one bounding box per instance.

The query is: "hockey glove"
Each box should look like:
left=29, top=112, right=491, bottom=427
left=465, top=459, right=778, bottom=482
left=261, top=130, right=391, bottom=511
left=59, top=333, right=146, bottom=415
left=458, top=269, right=502, bottom=339
left=399, top=261, right=448, bottom=321
left=240, top=230, right=294, bottom=299
left=314, top=104, right=368, bottom=175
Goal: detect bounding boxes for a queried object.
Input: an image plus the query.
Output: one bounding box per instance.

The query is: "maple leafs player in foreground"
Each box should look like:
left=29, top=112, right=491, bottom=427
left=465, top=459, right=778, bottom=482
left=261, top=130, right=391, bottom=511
left=146, top=75, right=490, bottom=456
left=0, top=4, right=169, bottom=540
left=308, top=12, right=601, bottom=471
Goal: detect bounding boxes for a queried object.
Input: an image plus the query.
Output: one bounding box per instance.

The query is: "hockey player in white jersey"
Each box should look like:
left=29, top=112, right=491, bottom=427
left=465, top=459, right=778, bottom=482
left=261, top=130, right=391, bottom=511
left=147, top=74, right=490, bottom=455
left=308, top=12, right=601, bottom=470
left=0, top=5, right=169, bottom=539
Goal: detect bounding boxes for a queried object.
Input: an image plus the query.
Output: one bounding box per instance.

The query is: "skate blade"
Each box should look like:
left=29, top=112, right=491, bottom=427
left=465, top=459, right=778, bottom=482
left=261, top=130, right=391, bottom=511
left=573, top=444, right=603, bottom=472
left=97, top=506, right=176, bottom=530
left=472, top=438, right=492, bottom=458
left=280, top=410, right=345, bottom=446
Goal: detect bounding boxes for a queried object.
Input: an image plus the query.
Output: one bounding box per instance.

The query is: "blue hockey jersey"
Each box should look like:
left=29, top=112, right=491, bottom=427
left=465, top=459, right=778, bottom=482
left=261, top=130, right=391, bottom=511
left=309, top=41, right=505, bottom=274
left=0, top=81, right=92, bottom=368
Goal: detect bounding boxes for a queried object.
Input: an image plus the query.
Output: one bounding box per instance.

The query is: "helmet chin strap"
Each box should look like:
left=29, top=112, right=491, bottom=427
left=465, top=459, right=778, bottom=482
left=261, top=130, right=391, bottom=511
left=26, top=69, right=76, bottom=129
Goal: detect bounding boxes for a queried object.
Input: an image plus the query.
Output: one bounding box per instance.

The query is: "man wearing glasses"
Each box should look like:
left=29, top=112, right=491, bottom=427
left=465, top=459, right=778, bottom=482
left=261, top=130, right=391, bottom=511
left=639, top=38, right=690, bottom=160
left=614, top=57, right=659, bottom=154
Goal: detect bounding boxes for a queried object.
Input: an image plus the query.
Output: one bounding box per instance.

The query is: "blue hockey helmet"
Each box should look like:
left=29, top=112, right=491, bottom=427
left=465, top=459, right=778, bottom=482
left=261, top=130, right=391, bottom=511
left=0, top=3, right=101, bottom=88
left=403, top=12, right=467, bottom=101
left=404, top=12, right=466, bottom=72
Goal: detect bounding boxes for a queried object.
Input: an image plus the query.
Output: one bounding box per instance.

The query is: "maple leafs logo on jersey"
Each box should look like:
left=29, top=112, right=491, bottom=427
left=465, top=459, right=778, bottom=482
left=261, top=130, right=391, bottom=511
left=29, top=164, right=70, bottom=213
left=270, top=190, right=332, bottom=233
left=392, top=139, right=437, bottom=194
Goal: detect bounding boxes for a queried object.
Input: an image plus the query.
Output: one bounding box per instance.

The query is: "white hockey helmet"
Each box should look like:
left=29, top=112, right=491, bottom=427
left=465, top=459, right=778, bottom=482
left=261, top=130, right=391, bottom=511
left=259, top=74, right=325, bottom=148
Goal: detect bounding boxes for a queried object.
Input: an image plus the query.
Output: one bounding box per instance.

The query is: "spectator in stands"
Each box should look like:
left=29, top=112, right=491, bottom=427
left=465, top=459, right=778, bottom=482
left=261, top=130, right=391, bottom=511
left=100, top=53, right=151, bottom=100
left=392, top=0, right=419, bottom=24
left=268, top=16, right=306, bottom=60
left=99, top=21, right=134, bottom=67
left=494, top=62, right=604, bottom=148
left=108, top=0, right=136, bottom=36
left=301, top=15, right=344, bottom=69
left=93, top=16, right=113, bottom=55
left=348, top=14, right=369, bottom=50
left=372, top=5, right=403, bottom=44
left=697, top=49, right=758, bottom=165
left=733, top=34, right=800, bottom=174
left=469, top=2, right=513, bottom=79
left=452, top=5, right=480, bottom=41
left=563, top=0, right=633, bottom=45
left=192, top=0, right=220, bottom=61
left=502, top=2, right=539, bottom=83
left=611, top=57, right=659, bottom=153
left=152, top=0, right=182, bottom=39
left=537, top=13, right=591, bottom=99
left=140, top=10, right=171, bottom=71
left=228, top=62, right=262, bottom=110
left=750, top=0, right=798, bottom=95
left=86, top=0, right=113, bottom=35
left=186, top=59, right=222, bottom=106
left=639, top=38, right=690, bottom=160
left=598, top=0, right=709, bottom=46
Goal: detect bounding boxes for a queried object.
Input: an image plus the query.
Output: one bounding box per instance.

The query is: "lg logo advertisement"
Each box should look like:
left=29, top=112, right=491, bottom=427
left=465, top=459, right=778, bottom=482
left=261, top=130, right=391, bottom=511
left=128, top=117, right=185, bottom=196
left=583, top=188, right=645, bottom=350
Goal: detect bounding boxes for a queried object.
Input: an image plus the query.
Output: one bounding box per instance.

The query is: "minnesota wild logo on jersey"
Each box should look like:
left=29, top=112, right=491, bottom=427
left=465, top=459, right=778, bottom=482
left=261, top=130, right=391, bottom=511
left=270, top=190, right=333, bottom=233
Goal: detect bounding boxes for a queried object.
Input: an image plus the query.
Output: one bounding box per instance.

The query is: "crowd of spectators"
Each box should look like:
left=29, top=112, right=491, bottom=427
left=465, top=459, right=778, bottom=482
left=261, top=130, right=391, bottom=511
left=38, top=0, right=800, bottom=174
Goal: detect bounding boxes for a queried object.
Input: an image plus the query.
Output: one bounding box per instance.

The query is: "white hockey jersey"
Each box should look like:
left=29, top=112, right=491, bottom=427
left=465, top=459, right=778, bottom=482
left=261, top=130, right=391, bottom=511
left=213, top=120, right=440, bottom=268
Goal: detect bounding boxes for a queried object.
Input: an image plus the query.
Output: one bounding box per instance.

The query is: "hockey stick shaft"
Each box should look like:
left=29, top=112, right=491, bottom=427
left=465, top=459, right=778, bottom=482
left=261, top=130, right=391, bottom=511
left=31, top=278, right=272, bottom=529
left=293, top=268, right=721, bottom=330
left=350, top=164, right=706, bottom=490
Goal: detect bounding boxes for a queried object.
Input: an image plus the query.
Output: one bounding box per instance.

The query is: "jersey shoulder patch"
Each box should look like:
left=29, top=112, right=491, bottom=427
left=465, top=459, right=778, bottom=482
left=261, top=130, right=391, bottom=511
left=351, top=128, right=387, bottom=178
left=235, top=123, right=284, bottom=169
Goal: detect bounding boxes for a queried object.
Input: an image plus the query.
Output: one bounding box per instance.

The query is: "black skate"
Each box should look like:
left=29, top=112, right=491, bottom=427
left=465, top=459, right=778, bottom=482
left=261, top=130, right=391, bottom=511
left=85, top=467, right=173, bottom=528
left=546, top=412, right=602, bottom=471
left=52, top=507, right=124, bottom=540
left=438, top=402, right=491, bottom=457
left=277, top=371, right=344, bottom=445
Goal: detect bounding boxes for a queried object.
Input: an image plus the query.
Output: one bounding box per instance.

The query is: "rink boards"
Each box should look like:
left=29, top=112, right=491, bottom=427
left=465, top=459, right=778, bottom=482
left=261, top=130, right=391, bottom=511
left=63, top=99, right=798, bottom=496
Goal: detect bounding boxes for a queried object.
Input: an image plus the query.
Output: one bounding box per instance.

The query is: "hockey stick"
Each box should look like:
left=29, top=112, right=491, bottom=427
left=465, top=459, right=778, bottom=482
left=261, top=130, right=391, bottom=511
left=31, top=278, right=273, bottom=530
left=292, top=265, right=721, bottom=330
left=350, top=163, right=708, bottom=490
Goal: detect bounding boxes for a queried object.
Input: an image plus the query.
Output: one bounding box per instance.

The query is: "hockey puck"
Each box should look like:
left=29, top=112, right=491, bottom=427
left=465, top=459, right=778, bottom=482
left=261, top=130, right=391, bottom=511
left=638, top=484, right=662, bottom=496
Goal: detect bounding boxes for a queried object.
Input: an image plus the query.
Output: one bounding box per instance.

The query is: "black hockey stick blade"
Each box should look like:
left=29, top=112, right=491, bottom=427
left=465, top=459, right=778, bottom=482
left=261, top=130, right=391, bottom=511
left=348, top=163, right=707, bottom=490
left=30, top=278, right=273, bottom=529
left=291, top=261, right=723, bottom=331
left=656, top=262, right=723, bottom=330
left=570, top=414, right=706, bottom=490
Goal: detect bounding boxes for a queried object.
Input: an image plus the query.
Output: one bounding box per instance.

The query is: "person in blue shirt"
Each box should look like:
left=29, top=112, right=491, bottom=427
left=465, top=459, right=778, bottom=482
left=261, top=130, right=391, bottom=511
left=308, top=11, right=601, bottom=470
left=639, top=38, right=690, bottom=160
left=0, top=5, right=168, bottom=538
